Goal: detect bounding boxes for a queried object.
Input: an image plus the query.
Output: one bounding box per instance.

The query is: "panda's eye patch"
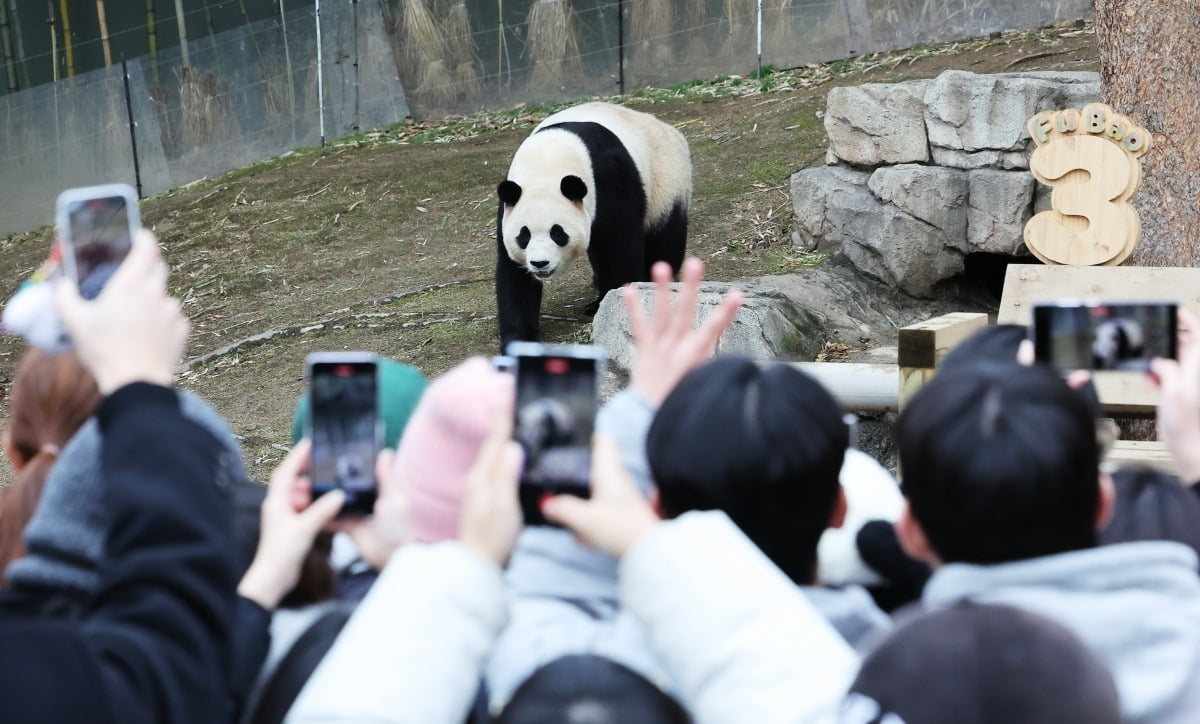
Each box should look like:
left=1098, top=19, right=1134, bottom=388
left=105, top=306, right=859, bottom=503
left=516, top=227, right=531, bottom=249
left=550, top=225, right=569, bottom=247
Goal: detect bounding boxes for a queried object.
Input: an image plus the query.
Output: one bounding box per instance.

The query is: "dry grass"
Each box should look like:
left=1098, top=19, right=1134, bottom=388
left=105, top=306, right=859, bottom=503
left=526, top=0, right=585, bottom=91
left=455, top=62, right=483, bottom=104
left=444, top=1, right=481, bottom=69
left=400, top=0, right=449, bottom=89
left=631, top=0, right=675, bottom=72
left=178, top=66, right=239, bottom=149
left=767, top=0, right=796, bottom=56
left=721, top=0, right=757, bottom=58
left=416, top=59, right=458, bottom=108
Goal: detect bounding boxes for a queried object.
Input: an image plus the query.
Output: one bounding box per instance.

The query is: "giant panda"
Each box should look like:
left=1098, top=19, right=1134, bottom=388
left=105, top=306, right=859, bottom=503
left=495, top=101, right=692, bottom=348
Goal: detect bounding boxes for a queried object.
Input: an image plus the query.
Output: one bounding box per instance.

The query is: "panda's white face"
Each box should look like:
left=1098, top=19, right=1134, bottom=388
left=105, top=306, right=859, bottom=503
left=499, top=178, right=590, bottom=282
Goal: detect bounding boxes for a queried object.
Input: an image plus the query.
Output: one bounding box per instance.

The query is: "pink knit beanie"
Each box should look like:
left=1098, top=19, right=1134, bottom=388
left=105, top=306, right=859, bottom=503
left=391, top=356, right=514, bottom=543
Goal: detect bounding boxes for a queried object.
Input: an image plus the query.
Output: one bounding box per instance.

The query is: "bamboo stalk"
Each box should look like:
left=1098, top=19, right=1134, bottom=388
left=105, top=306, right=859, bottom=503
left=146, top=0, right=159, bottom=85
left=47, top=1, right=58, bottom=82
left=7, top=0, right=27, bottom=88
left=58, top=0, right=73, bottom=76
left=0, top=1, right=17, bottom=92
left=200, top=0, right=215, bottom=39
left=279, top=0, right=295, bottom=142
left=96, top=0, right=112, bottom=67
left=174, top=0, right=190, bottom=66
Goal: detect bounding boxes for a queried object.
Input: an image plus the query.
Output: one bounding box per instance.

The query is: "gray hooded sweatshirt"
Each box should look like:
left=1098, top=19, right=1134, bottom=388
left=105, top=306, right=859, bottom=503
left=923, top=541, right=1200, bottom=724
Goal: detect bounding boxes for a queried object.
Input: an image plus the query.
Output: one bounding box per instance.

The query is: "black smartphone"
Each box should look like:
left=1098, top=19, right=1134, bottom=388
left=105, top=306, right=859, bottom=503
left=507, top=341, right=605, bottom=526
left=1032, top=300, right=1178, bottom=372
left=305, top=352, right=381, bottom=518
left=55, top=183, right=140, bottom=299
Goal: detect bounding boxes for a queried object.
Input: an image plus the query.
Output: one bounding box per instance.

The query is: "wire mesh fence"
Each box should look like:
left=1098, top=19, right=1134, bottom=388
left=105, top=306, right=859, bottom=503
left=0, top=0, right=1090, bottom=236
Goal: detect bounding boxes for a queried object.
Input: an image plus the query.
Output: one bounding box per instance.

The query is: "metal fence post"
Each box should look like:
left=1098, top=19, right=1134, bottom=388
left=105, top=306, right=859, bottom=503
left=121, top=54, right=144, bottom=199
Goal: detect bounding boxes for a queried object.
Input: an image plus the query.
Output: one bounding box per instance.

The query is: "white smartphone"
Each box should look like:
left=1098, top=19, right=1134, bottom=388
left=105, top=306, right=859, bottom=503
left=55, top=183, right=141, bottom=299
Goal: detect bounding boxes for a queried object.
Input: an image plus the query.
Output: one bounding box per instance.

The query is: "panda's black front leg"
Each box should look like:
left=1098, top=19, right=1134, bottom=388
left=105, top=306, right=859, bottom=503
left=586, top=229, right=645, bottom=317
left=496, top=251, right=544, bottom=351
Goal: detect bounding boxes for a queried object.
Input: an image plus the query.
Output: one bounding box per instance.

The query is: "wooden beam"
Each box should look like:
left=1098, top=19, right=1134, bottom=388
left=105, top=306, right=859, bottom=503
left=998, top=264, right=1200, bottom=325
left=897, top=312, right=988, bottom=409
left=1106, top=440, right=1174, bottom=474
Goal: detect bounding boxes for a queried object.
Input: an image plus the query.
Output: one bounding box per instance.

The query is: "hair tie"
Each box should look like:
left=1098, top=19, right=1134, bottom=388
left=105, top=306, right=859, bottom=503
left=39, top=444, right=60, bottom=460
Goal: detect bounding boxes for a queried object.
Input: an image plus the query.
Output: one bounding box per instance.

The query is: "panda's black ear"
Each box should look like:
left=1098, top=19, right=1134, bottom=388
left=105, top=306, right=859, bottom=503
left=498, top=180, right=522, bottom=207
left=560, top=175, right=588, bottom=203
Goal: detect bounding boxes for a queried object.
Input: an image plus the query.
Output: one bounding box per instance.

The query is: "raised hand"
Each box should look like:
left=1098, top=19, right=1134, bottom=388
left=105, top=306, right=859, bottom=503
left=238, top=440, right=346, bottom=610
left=1149, top=308, right=1200, bottom=483
left=459, top=403, right=524, bottom=566
left=625, top=257, right=743, bottom=406
left=541, top=436, right=660, bottom=557
left=54, top=229, right=189, bottom=394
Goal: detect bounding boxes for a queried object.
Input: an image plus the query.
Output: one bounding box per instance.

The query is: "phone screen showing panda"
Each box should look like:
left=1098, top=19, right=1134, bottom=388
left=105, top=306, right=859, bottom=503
left=64, top=194, right=135, bottom=298
left=308, top=360, right=379, bottom=517
left=513, top=349, right=599, bottom=526
left=1033, top=302, right=1178, bottom=372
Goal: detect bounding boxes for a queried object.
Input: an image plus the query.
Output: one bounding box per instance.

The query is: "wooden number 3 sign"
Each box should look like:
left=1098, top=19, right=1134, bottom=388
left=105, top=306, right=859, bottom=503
left=1023, top=103, right=1152, bottom=266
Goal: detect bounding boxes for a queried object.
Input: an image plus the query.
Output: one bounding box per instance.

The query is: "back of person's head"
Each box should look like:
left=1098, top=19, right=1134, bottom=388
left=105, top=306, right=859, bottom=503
left=937, top=324, right=1026, bottom=374
left=897, top=363, right=1100, bottom=565
left=0, top=349, right=100, bottom=575
left=291, top=357, right=426, bottom=449
left=5, top=388, right=248, bottom=595
left=1099, top=466, right=1200, bottom=558
left=391, top=357, right=513, bottom=542
left=497, top=654, right=690, bottom=724
left=647, top=356, right=848, bottom=585
left=843, top=603, right=1120, bottom=724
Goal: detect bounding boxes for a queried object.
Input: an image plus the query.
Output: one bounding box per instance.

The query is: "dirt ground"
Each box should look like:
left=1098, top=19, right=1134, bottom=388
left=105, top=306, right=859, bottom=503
left=0, top=22, right=1099, bottom=480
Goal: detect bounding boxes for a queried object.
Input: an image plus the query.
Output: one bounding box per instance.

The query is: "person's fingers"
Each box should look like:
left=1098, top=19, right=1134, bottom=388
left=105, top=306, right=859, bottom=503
left=374, top=448, right=396, bottom=492
left=298, top=488, right=346, bottom=535
left=540, top=492, right=594, bottom=532
left=270, top=439, right=311, bottom=491
left=1016, top=338, right=1036, bottom=366
left=622, top=285, right=650, bottom=347
left=494, top=441, right=524, bottom=498
left=107, top=230, right=161, bottom=290
left=1065, top=370, right=1091, bottom=390
left=1149, top=357, right=1179, bottom=390
left=669, top=257, right=704, bottom=338
left=650, top=261, right=673, bottom=331
left=691, top=288, right=743, bottom=355
left=1178, top=308, right=1200, bottom=337
left=52, top=276, right=85, bottom=333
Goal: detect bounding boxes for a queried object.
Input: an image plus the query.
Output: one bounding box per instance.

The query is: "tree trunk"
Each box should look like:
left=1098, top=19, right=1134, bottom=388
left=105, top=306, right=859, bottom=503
left=1093, top=0, right=1200, bottom=267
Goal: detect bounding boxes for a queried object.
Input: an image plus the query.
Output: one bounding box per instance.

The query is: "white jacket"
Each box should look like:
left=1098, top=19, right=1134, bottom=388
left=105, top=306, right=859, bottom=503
left=285, top=542, right=507, bottom=723
left=623, top=511, right=859, bottom=724
left=924, top=541, right=1200, bottom=724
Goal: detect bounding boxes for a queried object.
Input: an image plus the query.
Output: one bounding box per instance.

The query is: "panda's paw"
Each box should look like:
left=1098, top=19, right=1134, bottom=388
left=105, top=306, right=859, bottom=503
left=583, top=299, right=602, bottom=317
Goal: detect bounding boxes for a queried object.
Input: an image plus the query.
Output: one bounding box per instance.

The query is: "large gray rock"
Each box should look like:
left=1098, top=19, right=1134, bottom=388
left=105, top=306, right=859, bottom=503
left=967, top=169, right=1037, bottom=254
left=841, top=205, right=965, bottom=298
left=793, top=165, right=965, bottom=297
left=591, top=283, right=822, bottom=374
left=867, top=165, right=968, bottom=245
left=924, top=70, right=1100, bottom=170
left=792, top=166, right=875, bottom=251
left=825, top=80, right=931, bottom=166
